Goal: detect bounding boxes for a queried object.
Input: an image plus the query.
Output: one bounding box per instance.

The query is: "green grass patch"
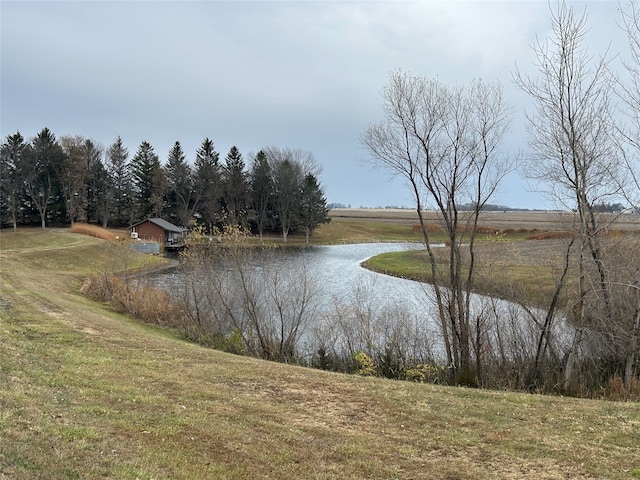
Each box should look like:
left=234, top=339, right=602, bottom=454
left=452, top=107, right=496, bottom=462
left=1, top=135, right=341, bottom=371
left=309, top=218, right=428, bottom=244
left=364, top=240, right=573, bottom=309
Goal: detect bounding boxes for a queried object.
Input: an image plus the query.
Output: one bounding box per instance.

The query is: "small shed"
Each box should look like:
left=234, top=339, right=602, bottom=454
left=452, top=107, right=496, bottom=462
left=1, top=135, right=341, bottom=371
left=129, top=218, right=187, bottom=249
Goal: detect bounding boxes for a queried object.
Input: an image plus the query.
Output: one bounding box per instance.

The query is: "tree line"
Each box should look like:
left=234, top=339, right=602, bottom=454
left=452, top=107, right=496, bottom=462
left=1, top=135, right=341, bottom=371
left=0, top=130, right=330, bottom=241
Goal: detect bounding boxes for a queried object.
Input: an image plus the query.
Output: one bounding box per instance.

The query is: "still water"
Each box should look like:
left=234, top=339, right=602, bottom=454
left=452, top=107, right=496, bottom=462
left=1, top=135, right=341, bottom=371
left=159, top=242, right=442, bottom=332
left=154, top=242, right=558, bottom=357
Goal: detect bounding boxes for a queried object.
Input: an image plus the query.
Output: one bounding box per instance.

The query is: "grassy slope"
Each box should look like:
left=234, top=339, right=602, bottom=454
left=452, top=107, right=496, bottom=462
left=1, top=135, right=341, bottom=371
left=1, top=229, right=639, bottom=479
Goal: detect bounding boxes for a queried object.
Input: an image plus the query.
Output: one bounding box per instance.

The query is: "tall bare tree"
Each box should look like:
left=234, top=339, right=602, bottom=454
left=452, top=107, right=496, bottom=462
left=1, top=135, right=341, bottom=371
left=514, top=2, right=634, bottom=391
left=361, top=71, right=512, bottom=385
left=59, top=135, right=91, bottom=225
left=618, top=1, right=640, bottom=209
left=616, top=0, right=640, bottom=388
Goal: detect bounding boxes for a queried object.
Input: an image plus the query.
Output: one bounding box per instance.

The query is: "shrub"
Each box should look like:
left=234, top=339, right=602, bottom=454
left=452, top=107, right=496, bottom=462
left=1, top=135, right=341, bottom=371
left=404, top=363, right=451, bottom=384
left=603, top=374, right=640, bottom=401
left=354, top=350, right=376, bottom=376
left=81, top=273, right=186, bottom=328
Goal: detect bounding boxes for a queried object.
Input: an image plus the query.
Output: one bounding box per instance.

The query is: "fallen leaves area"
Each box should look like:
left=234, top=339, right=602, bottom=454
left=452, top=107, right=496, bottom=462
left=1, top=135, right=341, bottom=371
left=1, top=229, right=639, bottom=479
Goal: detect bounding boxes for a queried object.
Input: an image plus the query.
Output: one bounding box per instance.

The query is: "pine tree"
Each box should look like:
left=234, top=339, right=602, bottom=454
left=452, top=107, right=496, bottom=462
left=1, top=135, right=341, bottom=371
left=222, top=146, right=250, bottom=227
left=250, top=150, right=274, bottom=240
left=130, top=141, right=166, bottom=220
left=89, top=151, right=112, bottom=228
left=166, top=141, right=193, bottom=227
left=298, top=173, right=330, bottom=243
left=193, top=138, right=221, bottom=233
left=106, top=136, right=133, bottom=227
left=0, top=132, right=27, bottom=231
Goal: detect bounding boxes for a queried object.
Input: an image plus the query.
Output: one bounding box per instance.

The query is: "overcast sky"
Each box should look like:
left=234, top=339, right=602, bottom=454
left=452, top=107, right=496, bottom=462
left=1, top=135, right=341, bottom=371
left=0, top=1, right=628, bottom=209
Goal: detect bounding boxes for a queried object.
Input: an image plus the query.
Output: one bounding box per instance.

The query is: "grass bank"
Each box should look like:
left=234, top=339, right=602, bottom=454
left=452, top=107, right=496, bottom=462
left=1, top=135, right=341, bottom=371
left=1, top=228, right=639, bottom=479
left=362, top=238, right=570, bottom=308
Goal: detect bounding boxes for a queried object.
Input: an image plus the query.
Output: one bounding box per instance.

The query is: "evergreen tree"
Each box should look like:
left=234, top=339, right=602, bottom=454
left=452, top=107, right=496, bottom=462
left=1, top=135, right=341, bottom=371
left=298, top=173, right=330, bottom=243
left=90, top=152, right=112, bottom=228
left=0, top=132, right=27, bottom=231
left=193, top=138, right=221, bottom=233
left=106, top=136, right=133, bottom=227
left=221, top=146, right=250, bottom=227
left=76, top=139, right=110, bottom=227
left=166, top=141, right=193, bottom=227
left=250, top=150, right=274, bottom=240
left=23, top=128, right=65, bottom=228
left=130, top=141, right=166, bottom=220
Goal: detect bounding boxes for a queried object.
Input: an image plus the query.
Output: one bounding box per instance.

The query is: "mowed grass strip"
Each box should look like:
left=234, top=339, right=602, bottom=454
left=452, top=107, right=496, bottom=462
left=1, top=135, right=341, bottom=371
left=1, top=228, right=639, bottom=479
left=310, top=218, right=425, bottom=244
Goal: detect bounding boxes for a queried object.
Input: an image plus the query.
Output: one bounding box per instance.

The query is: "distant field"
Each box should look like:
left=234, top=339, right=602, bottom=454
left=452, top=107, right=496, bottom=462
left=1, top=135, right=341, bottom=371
left=329, top=208, right=640, bottom=231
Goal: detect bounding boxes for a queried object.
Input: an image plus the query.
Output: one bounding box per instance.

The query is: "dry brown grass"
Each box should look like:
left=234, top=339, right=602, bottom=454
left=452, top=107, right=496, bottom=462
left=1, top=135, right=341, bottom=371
left=526, top=230, right=576, bottom=240
left=70, top=223, right=119, bottom=241
left=329, top=208, right=640, bottom=231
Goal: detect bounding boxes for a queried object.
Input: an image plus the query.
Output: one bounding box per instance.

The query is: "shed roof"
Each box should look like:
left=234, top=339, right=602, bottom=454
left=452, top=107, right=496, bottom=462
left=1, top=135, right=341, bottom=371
left=130, top=218, right=186, bottom=233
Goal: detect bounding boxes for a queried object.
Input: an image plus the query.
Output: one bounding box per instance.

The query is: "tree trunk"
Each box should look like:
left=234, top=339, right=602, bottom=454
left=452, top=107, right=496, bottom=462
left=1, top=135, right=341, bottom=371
left=532, top=239, right=574, bottom=385
left=564, top=328, right=583, bottom=391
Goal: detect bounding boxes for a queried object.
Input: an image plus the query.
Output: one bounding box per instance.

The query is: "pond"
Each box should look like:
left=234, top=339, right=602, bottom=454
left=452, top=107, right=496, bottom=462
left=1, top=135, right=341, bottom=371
left=154, top=243, right=441, bottom=352
left=153, top=242, right=569, bottom=361
left=161, top=242, right=434, bottom=310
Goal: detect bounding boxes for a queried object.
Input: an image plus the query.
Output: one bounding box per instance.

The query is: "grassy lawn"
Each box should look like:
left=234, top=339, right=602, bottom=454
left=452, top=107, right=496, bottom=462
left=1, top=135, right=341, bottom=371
left=363, top=238, right=571, bottom=308
left=1, top=227, right=639, bottom=479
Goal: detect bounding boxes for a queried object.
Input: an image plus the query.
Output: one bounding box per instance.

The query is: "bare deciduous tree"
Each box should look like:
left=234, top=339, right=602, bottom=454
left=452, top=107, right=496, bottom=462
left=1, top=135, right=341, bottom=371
left=59, top=135, right=96, bottom=225
left=618, top=0, right=640, bottom=210
left=175, top=227, right=321, bottom=361
left=619, top=0, right=640, bottom=389
left=515, top=2, right=639, bottom=391
left=361, top=70, right=512, bottom=385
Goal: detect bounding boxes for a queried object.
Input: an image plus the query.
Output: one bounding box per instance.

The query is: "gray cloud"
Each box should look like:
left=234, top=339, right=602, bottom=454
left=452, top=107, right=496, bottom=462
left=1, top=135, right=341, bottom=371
left=1, top=1, right=628, bottom=208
